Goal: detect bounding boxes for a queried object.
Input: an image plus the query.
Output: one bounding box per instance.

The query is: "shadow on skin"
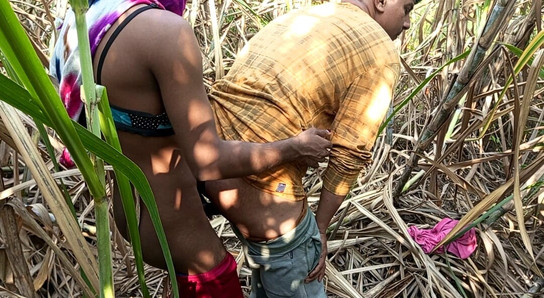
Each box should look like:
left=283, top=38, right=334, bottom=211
left=204, top=177, right=305, bottom=242
left=111, top=133, right=226, bottom=275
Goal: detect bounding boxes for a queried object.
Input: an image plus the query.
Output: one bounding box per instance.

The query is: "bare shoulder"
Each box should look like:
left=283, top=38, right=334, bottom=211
left=135, top=9, right=194, bottom=40
left=127, top=9, right=200, bottom=67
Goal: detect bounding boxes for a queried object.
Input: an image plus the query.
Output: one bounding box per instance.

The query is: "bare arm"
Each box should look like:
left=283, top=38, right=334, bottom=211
left=306, top=188, right=345, bottom=282
left=145, top=12, right=330, bottom=180
left=306, top=58, right=399, bottom=283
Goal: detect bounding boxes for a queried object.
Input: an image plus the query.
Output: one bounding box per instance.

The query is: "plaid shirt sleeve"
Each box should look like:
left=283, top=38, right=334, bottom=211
left=323, top=63, right=400, bottom=196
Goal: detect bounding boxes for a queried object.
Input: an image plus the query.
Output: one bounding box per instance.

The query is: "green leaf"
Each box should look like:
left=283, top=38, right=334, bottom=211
left=0, top=72, right=177, bottom=297
left=378, top=49, right=470, bottom=137
left=480, top=29, right=544, bottom=138
left=501, top=42, right=544, bottom=79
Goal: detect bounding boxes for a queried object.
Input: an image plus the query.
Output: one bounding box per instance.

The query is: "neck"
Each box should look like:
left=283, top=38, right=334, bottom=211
left=342, top=0, right=372, bottom=15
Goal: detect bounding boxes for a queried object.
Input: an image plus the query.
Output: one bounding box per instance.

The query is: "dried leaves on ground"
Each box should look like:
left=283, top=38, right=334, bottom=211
left=0, top=0, right=543, bottom=297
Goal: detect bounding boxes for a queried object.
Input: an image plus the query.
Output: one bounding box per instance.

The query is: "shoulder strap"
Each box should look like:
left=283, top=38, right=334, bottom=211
left=96, top=3, right=159, bottom=84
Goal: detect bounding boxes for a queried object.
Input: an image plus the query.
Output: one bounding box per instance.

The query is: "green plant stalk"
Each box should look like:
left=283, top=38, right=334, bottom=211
left=0, top=1, right=102, bottom=289
left=378, top=50, right=470, bottom=137
left=481, top=29, right=544, bottom=137
left=0, top=0, right=104, bottom=200
left=0, top=66, right=91, bottom=298
left=97, top=86, right=179, bottom=297
left=394, top=0, right=516, bottom=198
left=94, top=190, right=113, bottom=298
left=445, top=179, right=544, bottom=245
left=0, top=66, right=178, bottom=298
left=71, top=0, right=114, bottom=296
left=402, top=169, right=425, bottom=192
left=445, top=194, right=513, bottom=245
left=444, top=253, right=468, bottom=298
left=97, top=87, right=150, bottom=297
left=0, top=47, right=178, bottom=296
left=0, top=52, right=78, bottom=218
left=0, top=73, right=154, bottom=200
left=445, top=95, right=466, bottom=141
left=72, top=0, right=177, bottom=292
left=1, top=48, right=94, bottom=298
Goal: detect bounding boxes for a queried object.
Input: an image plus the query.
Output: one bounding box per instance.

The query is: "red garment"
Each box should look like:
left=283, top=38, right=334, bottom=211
left=408, top=218, right=477, bottom=259
left=176, top=253, right=243, bottom=298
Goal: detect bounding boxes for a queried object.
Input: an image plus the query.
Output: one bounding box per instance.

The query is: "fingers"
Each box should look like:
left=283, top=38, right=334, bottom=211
left=306, top=234, right=328, bottom=283
left=307, top=159, right=320, bottom=168
left=312, top=128, right=332, bottom=140
left=303, top=127, right=332, bottom=142
left=318, top=257, right=326, bottom=281
left=305, top=256, right=326, bottom=283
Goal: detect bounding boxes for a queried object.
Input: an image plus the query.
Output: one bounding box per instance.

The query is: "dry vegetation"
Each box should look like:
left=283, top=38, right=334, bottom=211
left=0, top=0, right=543, bottom=297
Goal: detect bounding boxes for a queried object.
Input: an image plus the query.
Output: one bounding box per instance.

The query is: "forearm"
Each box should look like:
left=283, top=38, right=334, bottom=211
left=192, top=137, right=298, bottom=181
left=194, top=128, right=330, bottom=181
left=315, top=188, right=346, bottom=233
left=213, top=138, right=298, bottom=179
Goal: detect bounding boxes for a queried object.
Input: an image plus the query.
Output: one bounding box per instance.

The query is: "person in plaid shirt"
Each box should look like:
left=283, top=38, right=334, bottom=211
left=205, top=0, right=418, bottom=296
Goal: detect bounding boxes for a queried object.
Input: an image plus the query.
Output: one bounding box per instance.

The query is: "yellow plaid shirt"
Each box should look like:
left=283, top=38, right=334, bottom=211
left=209, top=2, right=400, bottom=200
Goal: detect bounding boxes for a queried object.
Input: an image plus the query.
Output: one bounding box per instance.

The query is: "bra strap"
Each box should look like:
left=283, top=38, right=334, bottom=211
left=96, top=3, right=159, bottom=84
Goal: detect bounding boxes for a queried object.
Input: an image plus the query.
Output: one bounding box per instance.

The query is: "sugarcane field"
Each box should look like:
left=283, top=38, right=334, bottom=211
left=0, top=0, right=543, bottom=297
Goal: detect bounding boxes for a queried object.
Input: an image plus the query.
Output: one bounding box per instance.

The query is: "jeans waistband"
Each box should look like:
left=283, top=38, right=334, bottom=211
left=233, top=208, right=316, bottom=257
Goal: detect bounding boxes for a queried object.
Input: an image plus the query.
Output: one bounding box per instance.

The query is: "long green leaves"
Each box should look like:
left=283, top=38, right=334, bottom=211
left=378, top=50, right=470, bottom=137
left=481, top=29, right=544, bottom=136
left=69, top=1, right=113, bottom=296
left=0, top=1, right=178, bottom=296
left=0, top=0, right=101, bottom=289
left=97, top=86, right=153, bottom=297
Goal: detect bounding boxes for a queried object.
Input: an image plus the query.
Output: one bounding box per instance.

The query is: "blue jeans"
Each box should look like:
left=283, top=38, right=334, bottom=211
left=234, top=209, right=326, bottom=298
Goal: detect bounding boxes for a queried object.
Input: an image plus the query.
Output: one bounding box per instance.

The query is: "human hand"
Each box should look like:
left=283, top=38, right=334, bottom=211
left=293, top=128, right=332, bottom=168
left=305, top=231, right=327, bottom=283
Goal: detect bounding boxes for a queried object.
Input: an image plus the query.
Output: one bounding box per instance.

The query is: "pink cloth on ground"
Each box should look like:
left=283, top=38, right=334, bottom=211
left=407, top=218, right=477, bottom=259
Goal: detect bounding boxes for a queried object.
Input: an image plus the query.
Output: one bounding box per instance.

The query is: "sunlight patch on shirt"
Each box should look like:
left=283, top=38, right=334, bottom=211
left=237, top=43, right=250, bottom=59
left=283, top=15, right=319, bottom=39
left=365, top=82, right=392, bottom=123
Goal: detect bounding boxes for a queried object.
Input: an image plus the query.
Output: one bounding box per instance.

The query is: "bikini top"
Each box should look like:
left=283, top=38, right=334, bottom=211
left=95, top=3, right=174, bottom=137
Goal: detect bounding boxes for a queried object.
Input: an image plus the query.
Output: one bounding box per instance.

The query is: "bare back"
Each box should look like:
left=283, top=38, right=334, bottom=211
left=92, top=5, right=225, bottom=274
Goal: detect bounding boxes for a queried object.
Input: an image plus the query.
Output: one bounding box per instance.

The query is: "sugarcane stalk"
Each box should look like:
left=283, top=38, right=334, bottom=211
left=70, top=0, right=113, bottom=296
left=0, top=202, right=37, bottom=298
left=0, top=0, right=101, bottom=290
left=394, top=0, right=516, bottom=198
left=0, top=52, right=77, bottom=217
left=97, top=86, right=176, bottom=297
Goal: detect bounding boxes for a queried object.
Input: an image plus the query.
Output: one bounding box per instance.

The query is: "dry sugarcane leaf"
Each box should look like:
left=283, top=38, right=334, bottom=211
left=26, top=203, right=54, bottom=234
left=375, top=274, right=414, bottom=298
left=0, top=103, right=99, bottom=289
left=0, top=202, right=36, bottom=298
left=324, top=259, right=362, bottom=298
left=417, top=153, right=486, bottom=198
left=466, top=257, right=499, bottom=296
left=32, top=246, right=53, bottom=291
left=486, top=228, right=508, bottom=276
left=510, top=238, right=543, bottom=277
left=435, top=153, right=544, bottom=250
left=364, top=271, right=401, bottom=297
left=479, top=229, right=495, bottom=272
left=512, top=49, right=544, bottom=260
left=0, top=168, right=87, bottom=200
left=351, top=200, right=463, bottom=297
left=7, top=199, right=94, bottom=297
left=0, top=287, right=26, bottom=298
left=351, top=201, right=410, bottom=249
